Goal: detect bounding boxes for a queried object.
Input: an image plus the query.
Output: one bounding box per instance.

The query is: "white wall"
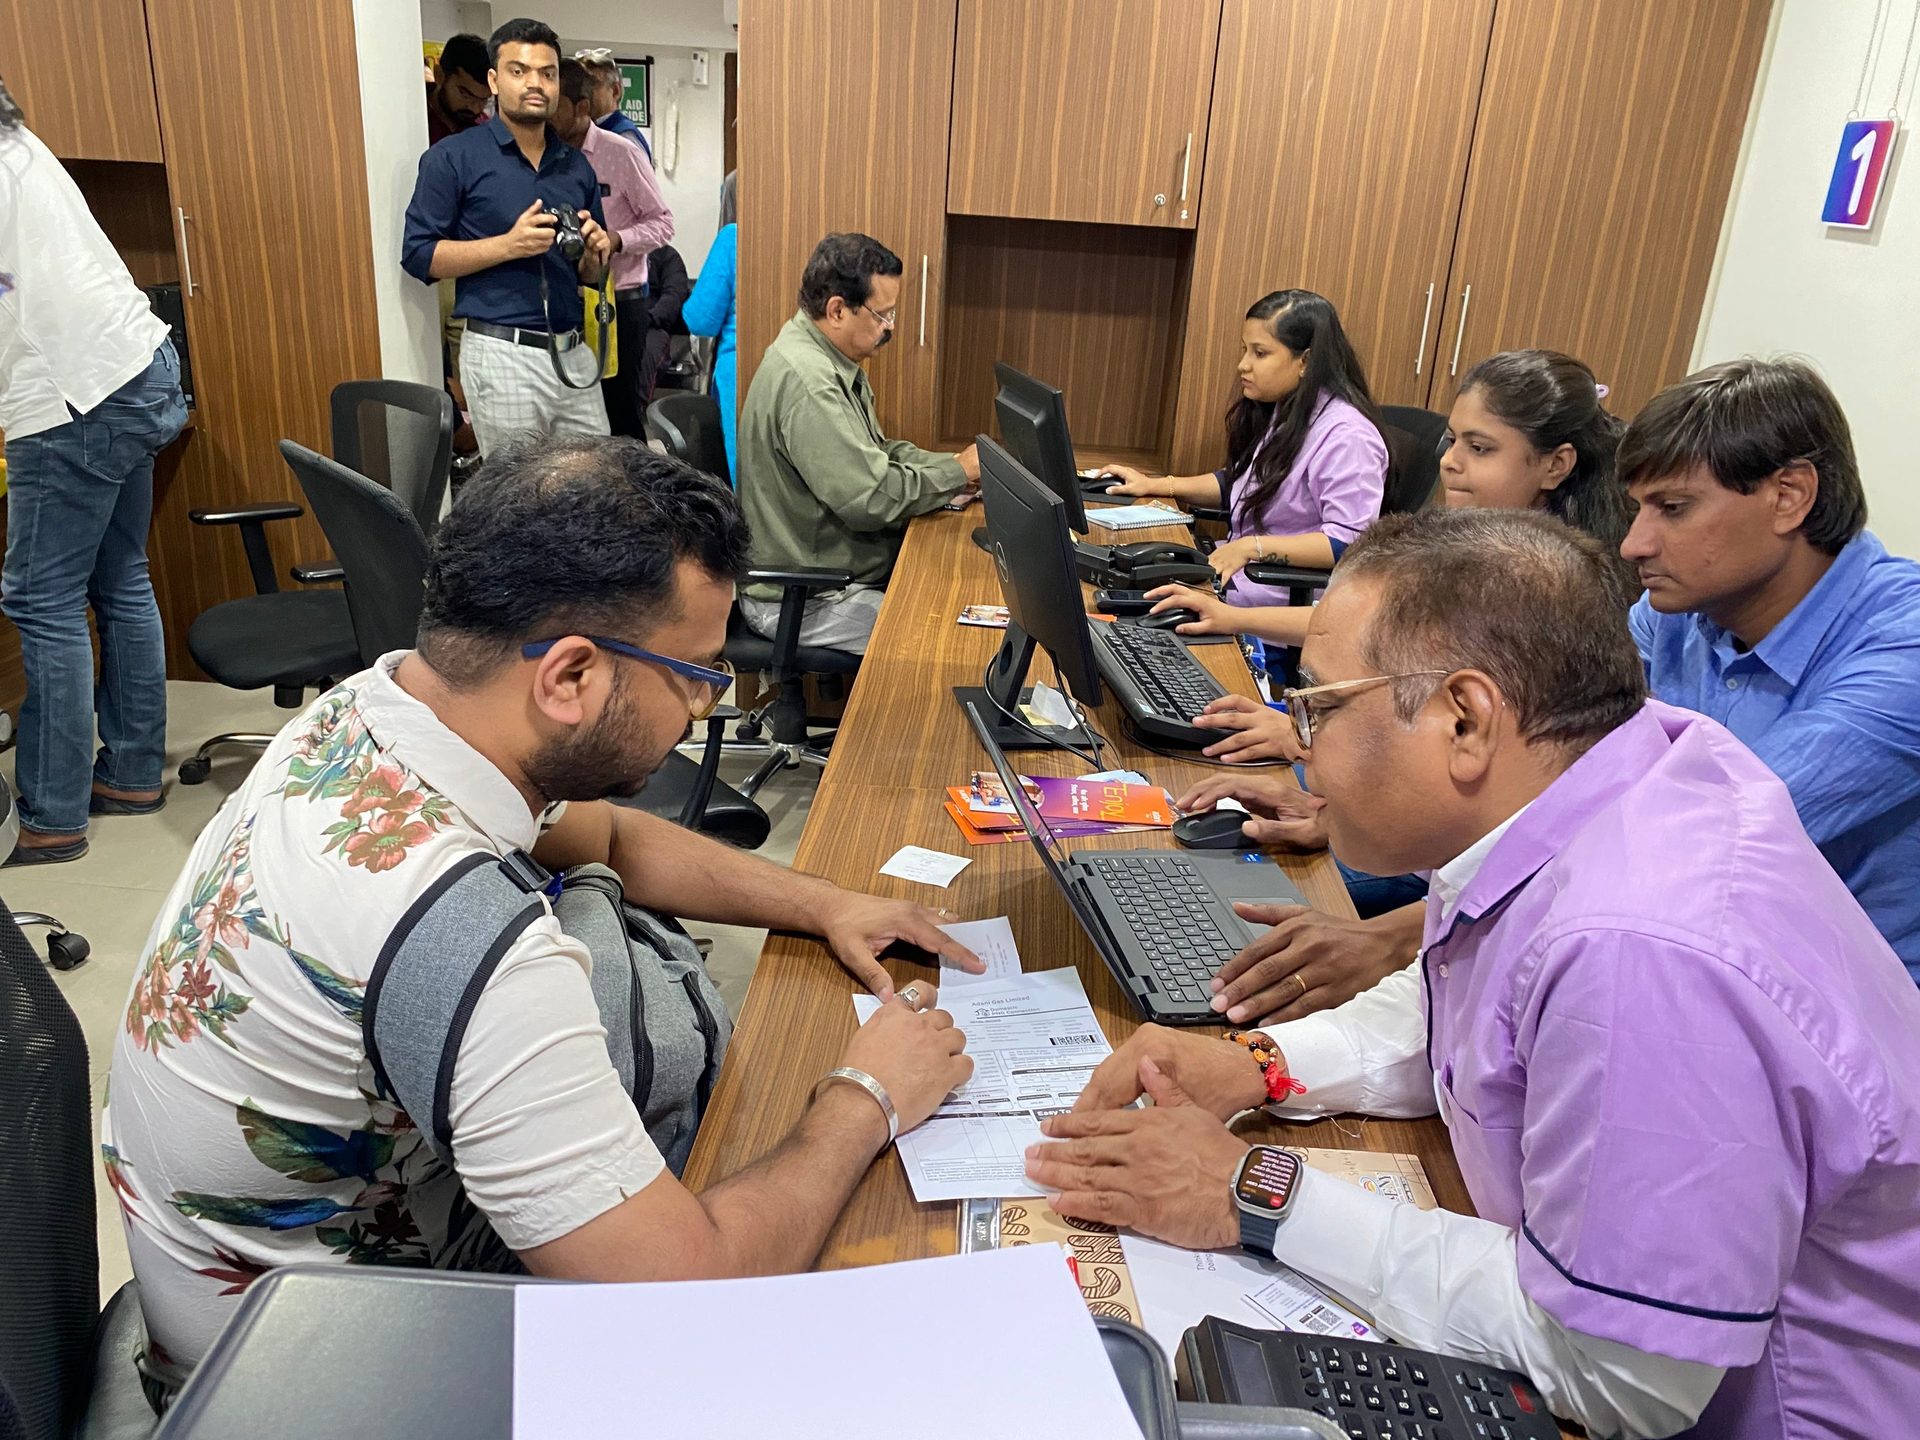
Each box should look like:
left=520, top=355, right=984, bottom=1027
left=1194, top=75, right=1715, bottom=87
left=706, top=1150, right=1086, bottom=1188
left=419, top=0, right=494, bottom=44
left=1695, top=0, right=1920, bottom=558
left=355, top=0, right=441, bottom=386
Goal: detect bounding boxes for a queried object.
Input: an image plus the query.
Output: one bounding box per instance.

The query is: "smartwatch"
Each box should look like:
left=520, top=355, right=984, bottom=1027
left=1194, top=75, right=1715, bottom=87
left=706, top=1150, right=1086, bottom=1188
left=1233, top=1145, right=1304, bottom=1259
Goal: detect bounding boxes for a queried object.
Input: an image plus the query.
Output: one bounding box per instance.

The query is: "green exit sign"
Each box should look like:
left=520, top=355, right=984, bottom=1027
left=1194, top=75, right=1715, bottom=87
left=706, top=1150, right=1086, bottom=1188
left=617, top=59, right=652, bottom=129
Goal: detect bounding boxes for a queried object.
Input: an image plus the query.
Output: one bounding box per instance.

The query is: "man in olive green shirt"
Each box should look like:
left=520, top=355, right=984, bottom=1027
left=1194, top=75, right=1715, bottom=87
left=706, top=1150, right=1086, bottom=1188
left=738, top=233, right=979, bottom=653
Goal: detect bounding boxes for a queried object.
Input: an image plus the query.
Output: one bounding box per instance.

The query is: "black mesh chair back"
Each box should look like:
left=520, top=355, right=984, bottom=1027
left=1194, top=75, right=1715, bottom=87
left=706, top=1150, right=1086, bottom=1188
left=280, top=442, right=430, bottom=666
left=328, top=381, right=456, bottom=537
left=644, top=392, right=730, bottom=485
left=0, top=906, right=98, bottom=1440
left=1379, top=405, right=1450, bottom=515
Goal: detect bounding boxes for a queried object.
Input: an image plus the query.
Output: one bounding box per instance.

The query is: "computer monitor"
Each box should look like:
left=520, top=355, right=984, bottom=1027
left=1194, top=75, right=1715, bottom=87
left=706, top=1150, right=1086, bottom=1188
left=952, top=436, right=1103, bottom=751
left=993, top=362, right=1089, bottom=534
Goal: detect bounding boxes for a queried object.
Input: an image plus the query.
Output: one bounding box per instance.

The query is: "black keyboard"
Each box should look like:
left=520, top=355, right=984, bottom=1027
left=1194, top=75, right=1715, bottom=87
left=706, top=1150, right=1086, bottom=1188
left=1084, top=854, right=1237, bottom=1003
left=1179, top=1318, right=1561, bottom=1440
left=1092, top=620, right=1227, bottom=746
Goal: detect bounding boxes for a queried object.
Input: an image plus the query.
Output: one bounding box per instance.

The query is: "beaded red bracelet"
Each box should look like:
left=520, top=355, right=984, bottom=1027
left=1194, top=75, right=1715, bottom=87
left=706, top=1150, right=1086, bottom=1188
left=1225, top=1028, right=1307, bottom=1103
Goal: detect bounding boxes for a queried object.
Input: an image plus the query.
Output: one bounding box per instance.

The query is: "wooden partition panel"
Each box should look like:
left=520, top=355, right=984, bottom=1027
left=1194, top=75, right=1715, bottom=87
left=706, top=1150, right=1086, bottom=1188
left=0, top=0, right=163, bottom=161
left=1429, top=0, right=1770, bottom=418
left=948, top=0, right=1224, bottom=229
left=738, top=0, right=957, bottom=448
left=145, top=0, right=380, bottom=678
left=1168, top=0, right=1495, bottom=472
left=939, top=216, right=1190, bottom=458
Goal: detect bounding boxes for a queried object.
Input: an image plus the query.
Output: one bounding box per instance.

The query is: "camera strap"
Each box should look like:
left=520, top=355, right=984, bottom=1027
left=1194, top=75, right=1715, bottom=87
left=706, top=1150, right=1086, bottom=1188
left=538, top=262, right=614, bottom=392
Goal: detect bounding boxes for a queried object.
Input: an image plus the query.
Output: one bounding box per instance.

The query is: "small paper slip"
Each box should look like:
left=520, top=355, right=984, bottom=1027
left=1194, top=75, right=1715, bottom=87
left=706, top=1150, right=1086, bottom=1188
left=1025, top=680, right=1077, bottom=729
left=878, top=844, right=972, bottom=888
left=956, top=603, right=1009, bottom=629
left=511, top=1245, right=1145, bottom=1440
left=854, top=967, right=1112, bottom=1201
left=1246, top=1269, right=1380, bottom=1341
left=1088, top=504, right=1195, bottom=531
left=935, top=915, right=1024, bottom=989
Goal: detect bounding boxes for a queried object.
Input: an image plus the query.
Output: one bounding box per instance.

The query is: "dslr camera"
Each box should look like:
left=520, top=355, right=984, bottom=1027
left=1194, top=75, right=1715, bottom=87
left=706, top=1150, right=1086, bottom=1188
left=543, top=202, right=586, bottom=262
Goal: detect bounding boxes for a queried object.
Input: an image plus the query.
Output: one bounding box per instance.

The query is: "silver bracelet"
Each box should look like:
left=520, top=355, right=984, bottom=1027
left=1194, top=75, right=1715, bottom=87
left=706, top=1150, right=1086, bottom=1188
left=815, top=1066, right=898, bottom=1145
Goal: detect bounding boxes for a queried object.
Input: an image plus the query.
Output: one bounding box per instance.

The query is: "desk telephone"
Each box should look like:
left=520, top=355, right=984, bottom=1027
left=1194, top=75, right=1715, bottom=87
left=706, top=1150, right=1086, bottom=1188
left=1077, top=538, right=1214, bottom=589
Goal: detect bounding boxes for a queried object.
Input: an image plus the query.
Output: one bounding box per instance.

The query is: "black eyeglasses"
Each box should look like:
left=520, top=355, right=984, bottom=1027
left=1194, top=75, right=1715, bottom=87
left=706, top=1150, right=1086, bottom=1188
left=521, top=636, right=734, bottom=719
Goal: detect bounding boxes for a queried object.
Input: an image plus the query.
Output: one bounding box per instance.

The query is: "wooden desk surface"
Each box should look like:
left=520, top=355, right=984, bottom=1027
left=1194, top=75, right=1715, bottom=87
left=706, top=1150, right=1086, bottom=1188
left=684, top=506, right=1477, bottom=1263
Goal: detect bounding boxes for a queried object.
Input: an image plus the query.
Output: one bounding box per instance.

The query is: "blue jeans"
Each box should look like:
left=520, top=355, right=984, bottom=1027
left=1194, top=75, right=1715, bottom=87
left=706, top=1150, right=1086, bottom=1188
left=1337, top=857, right=1431, bottom=919
left=3, top=343, right=185, bottom=836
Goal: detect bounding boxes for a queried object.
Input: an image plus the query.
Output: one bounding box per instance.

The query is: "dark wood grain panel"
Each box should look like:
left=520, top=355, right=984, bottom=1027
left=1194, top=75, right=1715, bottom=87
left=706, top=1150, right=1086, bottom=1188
left=62, top=160, right=179, bottom=288
left=144, top=0, right=381, bottom=679
left=938, top=217, right=1191, bottom=456
left=948, top=0, right=1224, bottom=229
left=0, top=0, right=163, bottom=162
left=1427, top=0, right=1770, bottom=418
left=685, top=507, right=1483, bottom=1266
left=1168, top=0, right=1495, bottom=472
left=737, top=0, right=956, bottom=447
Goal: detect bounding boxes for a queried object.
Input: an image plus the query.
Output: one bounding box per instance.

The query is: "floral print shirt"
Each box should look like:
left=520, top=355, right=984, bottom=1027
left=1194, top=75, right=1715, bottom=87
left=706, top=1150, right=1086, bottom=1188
left=102, top=654, right=666, bottom=1382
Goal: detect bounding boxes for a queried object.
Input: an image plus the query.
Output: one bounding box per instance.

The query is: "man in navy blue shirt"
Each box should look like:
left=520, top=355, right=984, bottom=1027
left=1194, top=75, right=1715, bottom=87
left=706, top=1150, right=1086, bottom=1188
left=1620, top=358, right=1920, bottom=981
left=403, top=18, right=615, bottom=456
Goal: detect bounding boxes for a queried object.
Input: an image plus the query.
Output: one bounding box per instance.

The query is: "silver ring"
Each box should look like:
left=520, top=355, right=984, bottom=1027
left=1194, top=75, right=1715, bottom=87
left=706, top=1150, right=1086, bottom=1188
left=936, top=907, right=956, bottom=919
left=898, top=982, right=929, bottom=1012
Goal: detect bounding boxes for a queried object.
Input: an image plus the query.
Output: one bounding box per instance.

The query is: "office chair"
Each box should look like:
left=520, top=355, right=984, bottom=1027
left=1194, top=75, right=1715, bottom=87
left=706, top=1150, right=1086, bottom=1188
left=644, top=395, right=860, bottom=799
left=176, top=382, right=455, bottom=786
left=0, top=782, right=90, bottom=971
left=0, top=905, right=156, bottom=1440
left=279, top=443, right=769, bottom=849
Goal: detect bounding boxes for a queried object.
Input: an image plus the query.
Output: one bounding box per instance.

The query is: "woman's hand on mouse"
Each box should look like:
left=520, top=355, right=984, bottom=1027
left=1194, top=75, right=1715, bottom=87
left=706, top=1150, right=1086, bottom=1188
left=1098, top=464, right=1163, bottom=497
left=1175, top=774, right=1329, bottom=853
left=1144, top=584, right=1240, bottom=636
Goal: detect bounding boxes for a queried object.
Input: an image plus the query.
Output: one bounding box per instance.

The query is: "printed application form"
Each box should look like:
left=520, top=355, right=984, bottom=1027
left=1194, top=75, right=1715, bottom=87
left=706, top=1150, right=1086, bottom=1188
left=854, top=965, right=1113, bottom=1202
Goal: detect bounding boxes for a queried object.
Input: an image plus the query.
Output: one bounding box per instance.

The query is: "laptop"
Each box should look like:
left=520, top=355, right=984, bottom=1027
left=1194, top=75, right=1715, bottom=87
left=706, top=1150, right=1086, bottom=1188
left=964, top=703, right=1309, bottom=1024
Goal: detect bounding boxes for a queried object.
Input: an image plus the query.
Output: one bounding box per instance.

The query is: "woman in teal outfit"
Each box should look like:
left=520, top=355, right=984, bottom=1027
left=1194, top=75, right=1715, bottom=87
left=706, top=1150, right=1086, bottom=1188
left=683, top=222, right=738, bottom=484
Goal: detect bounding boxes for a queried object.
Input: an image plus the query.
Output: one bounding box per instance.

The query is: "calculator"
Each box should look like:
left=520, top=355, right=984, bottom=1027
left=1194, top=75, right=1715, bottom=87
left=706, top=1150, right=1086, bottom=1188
left=1177, top=1316, right=1561, bottom=1440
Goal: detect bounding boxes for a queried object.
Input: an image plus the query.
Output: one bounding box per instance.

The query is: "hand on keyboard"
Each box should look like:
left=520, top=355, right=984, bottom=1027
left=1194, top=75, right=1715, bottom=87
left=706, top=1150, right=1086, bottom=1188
left=1191, top=693, right=1305, bottom=763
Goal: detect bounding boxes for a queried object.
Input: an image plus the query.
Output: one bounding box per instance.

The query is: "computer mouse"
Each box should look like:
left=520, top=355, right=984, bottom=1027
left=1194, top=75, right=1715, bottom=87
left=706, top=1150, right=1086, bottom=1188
left=1139, top=607, right=1202, bottom=631
left=1173, top=808, right=1254, bottom=849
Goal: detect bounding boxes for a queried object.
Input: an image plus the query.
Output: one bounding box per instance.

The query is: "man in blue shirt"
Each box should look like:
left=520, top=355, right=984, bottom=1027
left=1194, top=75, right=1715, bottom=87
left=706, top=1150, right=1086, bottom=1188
left=402, top=18, right=615, bottom=456
left=1620, top=357, right=1920, bottom=980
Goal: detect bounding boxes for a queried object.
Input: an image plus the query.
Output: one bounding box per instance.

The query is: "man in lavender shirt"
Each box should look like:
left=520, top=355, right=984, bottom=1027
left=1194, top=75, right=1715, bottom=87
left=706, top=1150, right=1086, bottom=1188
left=555, top=58, right=673, bottom=438
left=1029, top=509, right=1920, bottom=1436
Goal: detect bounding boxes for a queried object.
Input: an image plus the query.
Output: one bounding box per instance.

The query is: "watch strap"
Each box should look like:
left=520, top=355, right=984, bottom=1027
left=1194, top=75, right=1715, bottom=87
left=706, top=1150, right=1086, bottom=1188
left=1237, top=1207, right=1281, bottom=1257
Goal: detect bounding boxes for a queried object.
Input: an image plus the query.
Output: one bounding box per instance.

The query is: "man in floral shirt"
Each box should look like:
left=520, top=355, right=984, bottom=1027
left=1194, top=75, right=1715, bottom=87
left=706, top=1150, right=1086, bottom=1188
left=103, top=439, right=978, bottom=1392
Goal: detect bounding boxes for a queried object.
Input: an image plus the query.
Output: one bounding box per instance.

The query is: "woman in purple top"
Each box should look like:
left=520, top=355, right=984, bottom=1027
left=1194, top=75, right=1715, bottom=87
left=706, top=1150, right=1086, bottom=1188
left=1101, top=289, right=1388, bottom=600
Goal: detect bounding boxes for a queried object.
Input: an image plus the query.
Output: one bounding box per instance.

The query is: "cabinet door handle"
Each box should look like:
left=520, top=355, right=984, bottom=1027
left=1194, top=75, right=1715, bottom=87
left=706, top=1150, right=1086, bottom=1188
left=1414, top=282, right=1434, bottom=377
left=919, top=255, right=929, bottom=347
left=176, top=207, right=200, bottom=296
left=1449, top=284, right=1472, bottom=377
left=1179, top=132, right=1193, bottom=204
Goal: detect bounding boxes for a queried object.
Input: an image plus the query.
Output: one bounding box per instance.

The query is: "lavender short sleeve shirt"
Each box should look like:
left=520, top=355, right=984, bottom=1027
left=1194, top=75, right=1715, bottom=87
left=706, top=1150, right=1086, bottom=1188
left=1423, top=702, right=1920, bottom=1435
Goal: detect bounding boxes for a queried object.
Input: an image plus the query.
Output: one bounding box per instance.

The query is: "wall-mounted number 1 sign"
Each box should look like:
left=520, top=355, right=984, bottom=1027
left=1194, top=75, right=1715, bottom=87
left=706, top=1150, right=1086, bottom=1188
left=1822, top=119, right=1897, bottom=228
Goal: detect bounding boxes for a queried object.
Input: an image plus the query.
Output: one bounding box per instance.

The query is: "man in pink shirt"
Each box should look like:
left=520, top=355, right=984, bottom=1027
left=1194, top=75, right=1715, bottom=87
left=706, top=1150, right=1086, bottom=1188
left=555, top=58, right=673, bottom=438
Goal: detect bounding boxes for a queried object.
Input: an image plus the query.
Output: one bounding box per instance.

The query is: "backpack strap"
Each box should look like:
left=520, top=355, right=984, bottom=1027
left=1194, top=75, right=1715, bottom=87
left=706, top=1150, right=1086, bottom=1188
left=361, top=850, right=552, bottom=1164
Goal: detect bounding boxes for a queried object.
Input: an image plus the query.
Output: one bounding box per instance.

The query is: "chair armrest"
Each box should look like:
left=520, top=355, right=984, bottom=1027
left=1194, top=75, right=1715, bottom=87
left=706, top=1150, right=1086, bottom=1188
left=676, top=709, right=731, bottom=830
left=292, top=563, right=346, bottom=585
left=744, top=566, right=854, bottom=593
left=189, top=502, right=304, bottom=526
left=1187, top=504, right=1229, bottom=524
left=1242, top=561, right=1333, bottom=591
left=189, top=502, right=304, bottom=594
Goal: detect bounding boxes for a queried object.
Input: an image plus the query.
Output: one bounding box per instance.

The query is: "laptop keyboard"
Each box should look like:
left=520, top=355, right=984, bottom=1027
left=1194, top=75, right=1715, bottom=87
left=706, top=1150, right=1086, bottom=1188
left=1085, top=854, right=1236, bottom=1005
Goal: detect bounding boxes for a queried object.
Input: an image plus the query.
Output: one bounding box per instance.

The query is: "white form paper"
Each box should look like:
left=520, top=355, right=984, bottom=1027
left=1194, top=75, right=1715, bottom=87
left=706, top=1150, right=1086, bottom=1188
left=854, top=966, right=1113, bottom=1202
left=936, top=915, right=1024, bottom=989
left=1120, top=1233, right=1380, bottom=1363
left=879, top=844, right=973, bottom=888
left=511, top=1245, right=1146, bottom=1440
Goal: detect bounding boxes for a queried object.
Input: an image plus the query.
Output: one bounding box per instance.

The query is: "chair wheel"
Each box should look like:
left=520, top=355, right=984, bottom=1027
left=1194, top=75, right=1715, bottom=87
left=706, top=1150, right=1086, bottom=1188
left=734, top=717, right=764, bottom=742
left=179, top=757, right=211, bottom=785
left=46, top=931, right=90, bottom=971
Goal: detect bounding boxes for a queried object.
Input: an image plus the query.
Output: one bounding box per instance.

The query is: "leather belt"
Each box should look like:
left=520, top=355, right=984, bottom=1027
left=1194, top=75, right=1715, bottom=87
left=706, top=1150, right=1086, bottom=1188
left=466, top=319, right=583, bottom=352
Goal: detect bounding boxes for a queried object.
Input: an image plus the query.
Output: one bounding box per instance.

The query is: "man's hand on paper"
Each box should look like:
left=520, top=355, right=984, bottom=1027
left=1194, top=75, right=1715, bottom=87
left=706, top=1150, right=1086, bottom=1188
left=1175, top=773, right=1328, bottom=852
left=1212, top=903, right=1415, bottom=1025
left=1071, top=1023, right=1268, bottom=1119
left=816, top=892, right=987, bottom=999
left=1026, top=1058, right=1247, bottom=1250
left=841, top=985, right=974, bottom=1137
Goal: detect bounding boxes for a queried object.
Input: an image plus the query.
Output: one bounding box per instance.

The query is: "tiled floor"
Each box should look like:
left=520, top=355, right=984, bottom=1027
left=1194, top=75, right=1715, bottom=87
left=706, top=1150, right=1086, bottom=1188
left=8, top=680, right=817, bottom=1302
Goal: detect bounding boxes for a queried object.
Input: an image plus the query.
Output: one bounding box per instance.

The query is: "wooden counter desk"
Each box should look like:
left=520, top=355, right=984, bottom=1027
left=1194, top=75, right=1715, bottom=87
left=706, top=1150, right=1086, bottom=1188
left=683, top=504, right=1478, bottom=1264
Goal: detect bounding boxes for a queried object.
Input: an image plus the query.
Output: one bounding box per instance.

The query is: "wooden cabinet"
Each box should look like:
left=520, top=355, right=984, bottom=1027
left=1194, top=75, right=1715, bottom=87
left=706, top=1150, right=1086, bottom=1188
left=1169, top=0, right=1494, bottom=471
left=0, top=0, right=163, bottom=161
left=143, top=0, right=382, bottom=677
left=1427, top=0, right=1770, bottom=418
left=948, top=0, right=1222, bottom=228
left=738, top=0, right=957, bottom=447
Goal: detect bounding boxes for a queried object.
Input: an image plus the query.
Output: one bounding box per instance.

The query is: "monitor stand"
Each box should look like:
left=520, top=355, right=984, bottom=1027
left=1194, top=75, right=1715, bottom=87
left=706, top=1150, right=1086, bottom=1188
left=952, top=622, right=1095, bottom=752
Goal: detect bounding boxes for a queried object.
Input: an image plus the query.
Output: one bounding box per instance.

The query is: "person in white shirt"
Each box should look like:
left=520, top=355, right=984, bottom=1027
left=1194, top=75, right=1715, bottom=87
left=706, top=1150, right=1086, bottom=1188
left=103, top=437, right=979, bottom=1395
left=0, top=79, right=186, bottom=862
